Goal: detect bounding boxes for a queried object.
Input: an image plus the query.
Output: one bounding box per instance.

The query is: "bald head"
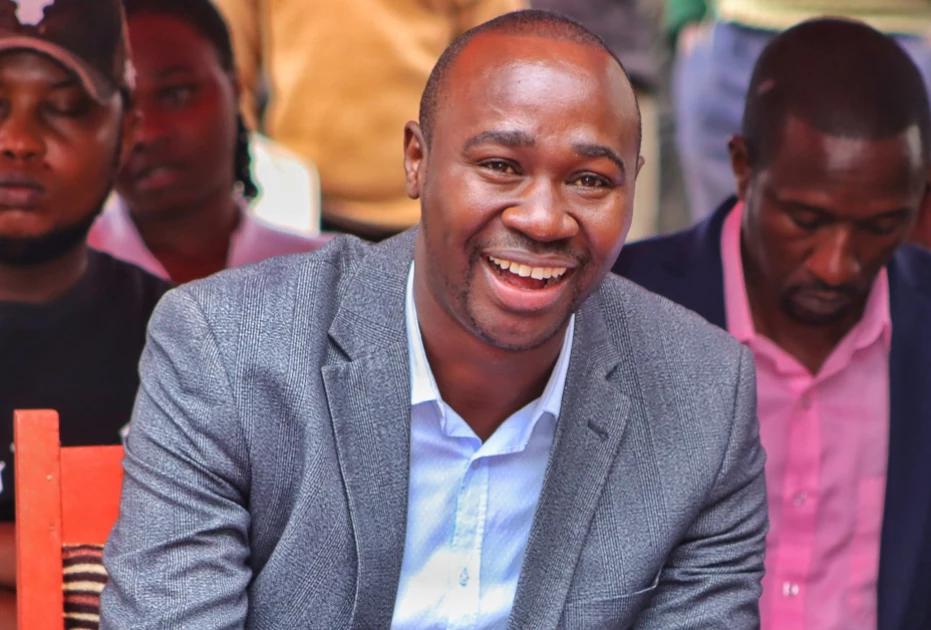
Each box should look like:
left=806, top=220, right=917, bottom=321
left=743, top=18, right=931, bottom=168
left=419, top=9, right=640, bottom=151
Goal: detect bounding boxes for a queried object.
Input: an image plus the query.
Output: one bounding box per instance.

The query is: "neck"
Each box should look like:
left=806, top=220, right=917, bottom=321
left=0, top=244, right=88, bottom=304
left=413, top=261, right=566, bottom=442
left=129, top=189, right=239, bottom=284
left=742, top=245, right=862, bottom=374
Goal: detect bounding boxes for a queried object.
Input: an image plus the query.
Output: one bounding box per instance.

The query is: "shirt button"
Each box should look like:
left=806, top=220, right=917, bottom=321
left=459, top=567, right=470, bottom=587
left=782, top=582, right=800, bottom=597
left=793, top=492, right=807, bottom=507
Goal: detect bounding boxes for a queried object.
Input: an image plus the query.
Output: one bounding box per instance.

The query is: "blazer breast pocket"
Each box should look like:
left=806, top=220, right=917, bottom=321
left=559, top=573, right=660, bottom=630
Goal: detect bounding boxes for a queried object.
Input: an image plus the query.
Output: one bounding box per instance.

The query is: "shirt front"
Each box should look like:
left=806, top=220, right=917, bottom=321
left=87, top=196, right=327, bottom=281
left=392, top=265, right=574, bottom=630
left=721, top=203, right=891, bottom=630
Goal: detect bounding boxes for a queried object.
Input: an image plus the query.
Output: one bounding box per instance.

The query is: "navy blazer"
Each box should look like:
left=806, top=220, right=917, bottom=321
left=614, top=198, right=931, bottom=630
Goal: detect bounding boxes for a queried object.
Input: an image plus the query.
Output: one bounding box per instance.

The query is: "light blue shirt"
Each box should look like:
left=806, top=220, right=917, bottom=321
left=391, top=265, right=575, bottom=630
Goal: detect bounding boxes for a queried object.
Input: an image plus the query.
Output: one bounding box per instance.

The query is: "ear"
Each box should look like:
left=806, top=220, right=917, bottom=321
left=728, top=135, right=753, bottom=201
left=404, top=121, right=427, bottom=200
left=636, top=154, right=645, bottom=177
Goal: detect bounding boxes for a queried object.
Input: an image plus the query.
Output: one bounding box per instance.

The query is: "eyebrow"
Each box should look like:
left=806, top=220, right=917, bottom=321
left=573, top=142, right=626, bottom=175
left=783, top=199, right=912, bottom=221
left=463, top=129, right=536, bottom=151
left=49, top=77, right=81, bottom=90
left=153, top=65, right=195, bottom=79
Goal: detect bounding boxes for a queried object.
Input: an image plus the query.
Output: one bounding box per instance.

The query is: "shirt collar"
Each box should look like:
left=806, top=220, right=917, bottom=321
left=720, top=201, right=892, bottom=359
left=109, top=194, right=253, bottom=276
left=405, top=263, right=574, bottom=422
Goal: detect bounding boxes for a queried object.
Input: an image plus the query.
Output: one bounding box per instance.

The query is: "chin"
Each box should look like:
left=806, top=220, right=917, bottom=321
left=470, top=313, right=569, bottom=352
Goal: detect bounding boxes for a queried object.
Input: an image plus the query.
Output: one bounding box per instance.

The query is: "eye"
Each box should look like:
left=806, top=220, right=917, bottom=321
left=44, top=96, right=93, bottom=118
left=159, top=85, right=195, bottom=109
left=861, top=217, right=904, bottom=236
left=788, top=210, right=825, bottom=230
left=479, top=159, right=519, bottom=176
left=570, top=173, right=611, bottom=189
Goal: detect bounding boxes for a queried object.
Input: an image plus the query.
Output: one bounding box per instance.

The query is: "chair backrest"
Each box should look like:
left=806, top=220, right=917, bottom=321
left=14, top=410, right=124, bottom=630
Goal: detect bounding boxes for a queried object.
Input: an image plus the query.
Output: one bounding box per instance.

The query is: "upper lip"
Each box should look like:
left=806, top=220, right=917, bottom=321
left=0, top=172, right=45, bottom=191
left=484, top=249, right=579, bottom=269
left=127, top=160, right=183, bottom=182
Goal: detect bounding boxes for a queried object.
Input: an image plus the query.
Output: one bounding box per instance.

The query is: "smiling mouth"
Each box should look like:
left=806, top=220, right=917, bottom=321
left=487, top=255, right=571, bottom=289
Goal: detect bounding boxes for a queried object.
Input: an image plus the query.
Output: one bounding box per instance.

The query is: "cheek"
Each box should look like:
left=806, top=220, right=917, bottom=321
left=45, top=132, right=119, bottom=207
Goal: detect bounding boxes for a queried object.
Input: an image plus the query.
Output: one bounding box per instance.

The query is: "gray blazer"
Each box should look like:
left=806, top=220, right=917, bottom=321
left=100, top=231, right=767, bottom=629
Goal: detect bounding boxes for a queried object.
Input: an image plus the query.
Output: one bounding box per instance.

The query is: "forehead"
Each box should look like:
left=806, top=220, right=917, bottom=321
left=436, top=33, right=638, bottom=152
left=127, top=13, right=217, bottom=71
left=0, top=49, right=75, bottom=84
left=765, top=115, right=925, bottom=203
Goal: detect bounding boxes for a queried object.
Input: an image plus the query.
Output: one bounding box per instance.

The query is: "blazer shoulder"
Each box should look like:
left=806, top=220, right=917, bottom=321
left=612, top=231, right=686, bottom=279
left=173, top=234, right=371, bottom=330
left=894, top=244, right=931, bottom=295
left=599, top=273, right=746, bottom=375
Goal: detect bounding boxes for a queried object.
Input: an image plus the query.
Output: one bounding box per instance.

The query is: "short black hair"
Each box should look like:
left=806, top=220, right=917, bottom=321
left=122, top=0, right=259, bottom=200
left=419, top=9, right=640, bottom=150
left=743, top=18, right=931, bottom=168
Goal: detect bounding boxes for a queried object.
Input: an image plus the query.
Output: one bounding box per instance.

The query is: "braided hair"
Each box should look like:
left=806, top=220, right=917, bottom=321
left=122, top=0, right=259, bottom=200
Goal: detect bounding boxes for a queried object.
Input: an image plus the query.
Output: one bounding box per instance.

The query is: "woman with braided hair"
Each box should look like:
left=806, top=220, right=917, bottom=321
left=89, top=0, right=327, bottom=284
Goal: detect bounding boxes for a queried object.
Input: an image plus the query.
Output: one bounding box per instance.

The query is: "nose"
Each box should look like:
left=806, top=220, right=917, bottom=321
left=806, top=226, right=861, bottom=287
left=0, top=110, right=45, bottom=163
left=501, top=179, right=579, bottom=243
left=131, top=106, right=171, bottom=152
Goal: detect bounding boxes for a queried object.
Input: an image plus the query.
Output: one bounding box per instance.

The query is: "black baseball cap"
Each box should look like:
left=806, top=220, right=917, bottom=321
left=0, top=0, right=133, bottom=103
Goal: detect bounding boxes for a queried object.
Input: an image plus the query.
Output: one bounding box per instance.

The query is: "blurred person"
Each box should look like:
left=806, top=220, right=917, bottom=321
left=616, top=19, right=931, bottom=630
left=670, top=0, right=931, bottom=234
left=101, top=11, right=767, bottom=628
left=0, top=0, right=172, bottom=625
left=213, top=0, right=525, bottom=241
left=532, top=0, right=663, bottom=241
left=88, top=0, right=327, bottom=285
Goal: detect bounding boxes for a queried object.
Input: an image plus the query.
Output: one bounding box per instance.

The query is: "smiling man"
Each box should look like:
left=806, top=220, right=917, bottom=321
left=0, top=0, right=171, bottom=626
left=615, top=18, right=931, bottom=630
left=101, top=10, right=767, bottom=629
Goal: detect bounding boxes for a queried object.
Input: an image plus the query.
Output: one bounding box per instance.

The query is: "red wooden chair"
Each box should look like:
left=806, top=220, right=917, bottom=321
left=14, top=410, right=124, bottom=630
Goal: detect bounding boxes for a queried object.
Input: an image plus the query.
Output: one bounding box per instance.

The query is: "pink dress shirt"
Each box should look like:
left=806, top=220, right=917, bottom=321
left=88, top=196, right=330, bottom=281
left=721, top=203, right=891, bottom=630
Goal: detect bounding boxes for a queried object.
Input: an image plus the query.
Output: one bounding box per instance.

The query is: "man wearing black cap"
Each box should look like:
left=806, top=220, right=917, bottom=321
left=0, top=0, right=170, bottom=624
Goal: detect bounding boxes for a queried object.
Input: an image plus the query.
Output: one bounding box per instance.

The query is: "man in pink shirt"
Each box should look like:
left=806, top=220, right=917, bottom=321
left=615, top=18, right=931, bottom=630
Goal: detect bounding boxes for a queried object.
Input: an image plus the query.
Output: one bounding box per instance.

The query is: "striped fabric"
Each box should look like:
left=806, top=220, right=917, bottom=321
left=62, top=545, right=107, bottom=630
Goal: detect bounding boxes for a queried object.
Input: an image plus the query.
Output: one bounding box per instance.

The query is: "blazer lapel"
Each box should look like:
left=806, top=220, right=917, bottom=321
left=509, top=291, right=632, bottom=630
left=879, top=248, right=931, bottom=630
left=319, top=231, right=416, bottom=628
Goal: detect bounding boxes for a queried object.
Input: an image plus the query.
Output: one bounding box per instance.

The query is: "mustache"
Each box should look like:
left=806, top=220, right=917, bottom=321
left=786, top=278, right=860, bottom=299
left=474, top=234, right=588, bottom=265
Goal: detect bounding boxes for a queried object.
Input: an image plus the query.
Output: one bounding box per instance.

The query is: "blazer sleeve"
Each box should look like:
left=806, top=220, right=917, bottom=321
left=100, top=288, right=252, bottom=630
left=634, top=344, right=768, bottom=629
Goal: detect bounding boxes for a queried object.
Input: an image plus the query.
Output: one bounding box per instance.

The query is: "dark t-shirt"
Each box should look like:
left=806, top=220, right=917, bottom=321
left=0, top=249, right=171, bottom=521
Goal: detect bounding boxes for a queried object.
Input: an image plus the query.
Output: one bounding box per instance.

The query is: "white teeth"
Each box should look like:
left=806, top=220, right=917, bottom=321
left=488, top=256, right=569, bottom=282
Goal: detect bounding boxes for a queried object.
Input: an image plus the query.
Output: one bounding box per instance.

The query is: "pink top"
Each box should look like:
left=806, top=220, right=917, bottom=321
left=88, top=197, right=331, bottom=281
left=721, top=202, right=891, bottom=630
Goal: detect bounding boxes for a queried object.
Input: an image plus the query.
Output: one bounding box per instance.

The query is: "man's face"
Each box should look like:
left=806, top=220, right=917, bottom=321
left=0, top=51, right=128, bottom=258
left=117, top=13, right=238, bottom=220
left=732, top=116, right=927, bottom=325
left=406, top=34, right=640, bottom=351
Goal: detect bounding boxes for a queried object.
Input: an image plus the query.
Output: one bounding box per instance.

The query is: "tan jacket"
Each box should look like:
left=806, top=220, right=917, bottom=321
left=214, top=0, right=526, bottom=232
left=716, top=0, right=931, bottom=36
